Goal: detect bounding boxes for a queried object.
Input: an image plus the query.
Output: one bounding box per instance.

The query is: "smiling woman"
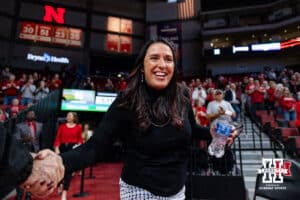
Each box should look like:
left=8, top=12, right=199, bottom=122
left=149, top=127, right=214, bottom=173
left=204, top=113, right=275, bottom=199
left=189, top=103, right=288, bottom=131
left=143, top=42, right=175, bottom=90
left=28, top=38, right=211, bottom=200
left=118, top=38, right=185, bottom=130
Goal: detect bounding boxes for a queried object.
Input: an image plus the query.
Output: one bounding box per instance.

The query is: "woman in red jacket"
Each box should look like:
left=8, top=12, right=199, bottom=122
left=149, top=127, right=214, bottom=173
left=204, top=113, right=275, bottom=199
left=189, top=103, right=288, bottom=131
left=54, top=112, right=83, bottom=200
left=279, top=88, right=297, bottom=122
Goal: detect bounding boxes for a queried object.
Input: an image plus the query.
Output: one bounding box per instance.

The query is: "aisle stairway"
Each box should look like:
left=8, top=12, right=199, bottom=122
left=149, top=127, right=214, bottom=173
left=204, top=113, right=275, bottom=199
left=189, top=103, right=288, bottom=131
left=234, top=116, right=284, bottom=200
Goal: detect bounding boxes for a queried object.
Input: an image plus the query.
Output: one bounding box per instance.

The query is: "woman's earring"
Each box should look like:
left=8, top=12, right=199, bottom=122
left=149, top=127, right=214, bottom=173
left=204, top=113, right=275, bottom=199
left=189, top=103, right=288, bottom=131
left=141, top=73, right=144, bottom=83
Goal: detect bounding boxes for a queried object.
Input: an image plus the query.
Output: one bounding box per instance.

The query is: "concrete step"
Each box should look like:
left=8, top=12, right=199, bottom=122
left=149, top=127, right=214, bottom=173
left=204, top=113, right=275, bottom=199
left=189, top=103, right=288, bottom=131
left=237, top=159, right=262, bottom=165
left=234, top=141, right=272, bottom=149
left=237, top=152, right=276, bottom=161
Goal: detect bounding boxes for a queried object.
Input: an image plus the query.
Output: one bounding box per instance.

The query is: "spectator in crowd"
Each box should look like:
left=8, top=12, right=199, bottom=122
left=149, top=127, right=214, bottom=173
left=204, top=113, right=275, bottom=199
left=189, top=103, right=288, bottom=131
left=289, top=74, right=298, bottom=95
left=224, top=83, right=240, bottom=122
left=53, top=112, right=83, bottom=200
left=279, top=87, right=297, bottom=122
left=20, top=78, right=36, bottom=106
left=82, top=123, right=93, bottom=143
left=245, top=77, right=255, bottom=112
left=17, top=73, right=27, bottom=88
left=195, top=78, right=201, bottom=87
left=250, top=80, right=266, bottom=119
left=193, top=99, right=209, bottom=127
left=0, top=108, right=7, bottom=123
left=258, top=71, right=266, bottom=83
left=103, top=78, right=115, bottom=92
left=217, top=75, right=227, bottom=89
left=118, top=77, right=127, bottom=91
left=192, top=84, right=207, bottom=105
left=1, top=66, right=11, bottom=80
left=49, top=74, right=62, bottom=91
left=204, top=78, right=215, bottom=90
left=34, top=80, right=49, bottom=102
left=32, top=72, right=40, bottom=87
left=2, top=74, right=19, bottom=105
left=14, top=110, right=44, bottom=200
left=240, top=76, right=248, bottom=111
left=282, top=78, right=290, bottom=89
left=82, top=77, right=95, bottom=90
left=205, top=88, right=215, bottom=106
left=7, top=98, right=22, bottom=118
left=295, top=72, right=300, bottom=92
left=275, top=83, right=284, bottom=115
left=190, top=79, right=195, bottom=87
left=266, top=81, right=276, bottom=110
left=206, top=89, right=236, bottom=124
left=267, top=68, right=277, bottom=80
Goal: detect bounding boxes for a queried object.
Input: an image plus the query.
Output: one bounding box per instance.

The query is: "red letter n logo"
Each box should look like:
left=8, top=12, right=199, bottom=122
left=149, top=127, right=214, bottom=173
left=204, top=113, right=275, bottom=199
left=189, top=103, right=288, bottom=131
left=43, top=5, right=65, bottom=24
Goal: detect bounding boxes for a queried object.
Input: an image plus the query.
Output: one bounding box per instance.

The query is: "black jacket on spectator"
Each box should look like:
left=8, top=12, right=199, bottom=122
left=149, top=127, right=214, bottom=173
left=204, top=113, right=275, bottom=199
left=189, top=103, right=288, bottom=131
left=224, top=90, right=233, bottom=102
left=0, top=123, right=33, bottom=198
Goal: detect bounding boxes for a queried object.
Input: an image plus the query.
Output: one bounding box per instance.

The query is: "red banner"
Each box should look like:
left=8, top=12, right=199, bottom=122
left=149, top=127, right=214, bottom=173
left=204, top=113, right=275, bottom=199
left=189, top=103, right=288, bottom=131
left=106, top=34, right=119, bottom=52
left=19, top=21, right=82, bottom=47
left=120, top=36, right=131, bottom=53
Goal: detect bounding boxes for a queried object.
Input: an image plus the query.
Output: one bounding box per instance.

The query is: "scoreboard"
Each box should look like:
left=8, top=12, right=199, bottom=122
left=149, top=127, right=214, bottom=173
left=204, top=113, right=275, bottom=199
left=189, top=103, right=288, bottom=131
left=19, top=21, right=82, bottom=47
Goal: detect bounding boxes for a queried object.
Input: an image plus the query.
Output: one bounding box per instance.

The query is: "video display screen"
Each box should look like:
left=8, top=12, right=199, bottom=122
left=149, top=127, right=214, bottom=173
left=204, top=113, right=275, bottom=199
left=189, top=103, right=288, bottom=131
left=60, top=89, right=117, bottom=112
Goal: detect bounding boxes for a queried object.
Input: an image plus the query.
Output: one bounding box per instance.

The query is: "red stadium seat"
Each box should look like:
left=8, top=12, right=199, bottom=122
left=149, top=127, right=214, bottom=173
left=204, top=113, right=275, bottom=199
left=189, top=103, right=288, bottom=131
left=260, top=115, right=275, bottom=127
left=289, top=121, right=297, bottom=128
left=276, top=128, right=300, bottom=143
left=255, top=110, right=268, bottom=118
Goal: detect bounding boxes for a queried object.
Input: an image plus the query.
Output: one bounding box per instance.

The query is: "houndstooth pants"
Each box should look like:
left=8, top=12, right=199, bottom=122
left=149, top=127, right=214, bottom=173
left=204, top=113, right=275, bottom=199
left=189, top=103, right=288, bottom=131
left=120, top=179, right=185, bottom=200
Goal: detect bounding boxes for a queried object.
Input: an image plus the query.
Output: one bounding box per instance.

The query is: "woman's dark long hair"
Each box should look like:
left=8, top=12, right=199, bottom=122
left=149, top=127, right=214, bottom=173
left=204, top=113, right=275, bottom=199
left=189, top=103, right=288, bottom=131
left=119, top=38, right=190, bottom=131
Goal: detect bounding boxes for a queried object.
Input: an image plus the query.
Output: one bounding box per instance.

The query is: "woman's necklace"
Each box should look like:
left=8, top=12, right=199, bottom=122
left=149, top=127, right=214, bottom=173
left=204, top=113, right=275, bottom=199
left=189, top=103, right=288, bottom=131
left=151, top=118, right=171, bottom=127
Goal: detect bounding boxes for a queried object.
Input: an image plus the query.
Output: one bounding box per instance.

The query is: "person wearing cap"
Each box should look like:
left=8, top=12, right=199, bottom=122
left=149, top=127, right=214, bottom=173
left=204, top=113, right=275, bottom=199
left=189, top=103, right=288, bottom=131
left=206, top=89, right=236, bottom=124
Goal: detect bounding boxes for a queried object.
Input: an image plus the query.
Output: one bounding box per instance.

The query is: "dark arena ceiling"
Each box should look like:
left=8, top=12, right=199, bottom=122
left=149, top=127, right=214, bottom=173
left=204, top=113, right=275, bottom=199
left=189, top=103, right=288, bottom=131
left=201, top=0, right=281, bottom=11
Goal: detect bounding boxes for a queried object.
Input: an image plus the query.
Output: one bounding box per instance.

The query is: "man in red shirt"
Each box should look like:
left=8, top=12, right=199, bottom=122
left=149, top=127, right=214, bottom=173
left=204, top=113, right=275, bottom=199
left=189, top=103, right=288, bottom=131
left=14, top=110, right=43, bottom=200
left=118, top=77, right=127, bottom=91
left=250, top=80, right=266, bottom=119
left=49, top=74, right=62, bottom=91
left=1, top=74, right=19, bottom=105
left=8, top=98, right=23, bottom=118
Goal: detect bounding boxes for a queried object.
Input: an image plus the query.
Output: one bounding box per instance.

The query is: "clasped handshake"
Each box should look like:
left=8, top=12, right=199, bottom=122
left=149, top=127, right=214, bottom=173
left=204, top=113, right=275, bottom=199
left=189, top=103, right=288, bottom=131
left=20, top=149, right=65, bottom=198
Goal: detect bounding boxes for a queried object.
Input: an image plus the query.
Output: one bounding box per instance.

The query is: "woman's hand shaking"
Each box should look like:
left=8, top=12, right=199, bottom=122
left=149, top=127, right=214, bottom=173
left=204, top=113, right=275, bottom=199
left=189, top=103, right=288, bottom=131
left=20, top=149, right=65, bottom=198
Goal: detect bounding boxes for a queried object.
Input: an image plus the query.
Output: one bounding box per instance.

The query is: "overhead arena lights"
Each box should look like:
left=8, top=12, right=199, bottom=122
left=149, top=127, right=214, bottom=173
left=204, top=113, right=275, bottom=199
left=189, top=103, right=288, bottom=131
left=251, top=42, right=281, bottom=51
left=280, top=37, right=300, bottom=49
left=232, top=46, right=249, bottom=54
left=209, top=38, right=300, bottom=56
left=213, top=49, right=221, bottom=55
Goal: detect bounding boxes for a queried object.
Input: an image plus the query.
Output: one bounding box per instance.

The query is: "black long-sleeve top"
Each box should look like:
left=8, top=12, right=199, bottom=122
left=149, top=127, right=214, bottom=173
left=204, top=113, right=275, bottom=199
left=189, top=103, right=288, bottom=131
left=61, top=92, right=210, bottom=197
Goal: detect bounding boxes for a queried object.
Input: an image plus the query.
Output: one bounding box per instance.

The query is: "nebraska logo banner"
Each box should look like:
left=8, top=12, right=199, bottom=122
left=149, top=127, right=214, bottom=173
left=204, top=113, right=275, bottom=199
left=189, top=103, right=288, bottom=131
left=43, top=5, right=66, bottom=24
left=256, top=158, right=293, bottom=193
left=257, top=159, right=292, bottom=184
